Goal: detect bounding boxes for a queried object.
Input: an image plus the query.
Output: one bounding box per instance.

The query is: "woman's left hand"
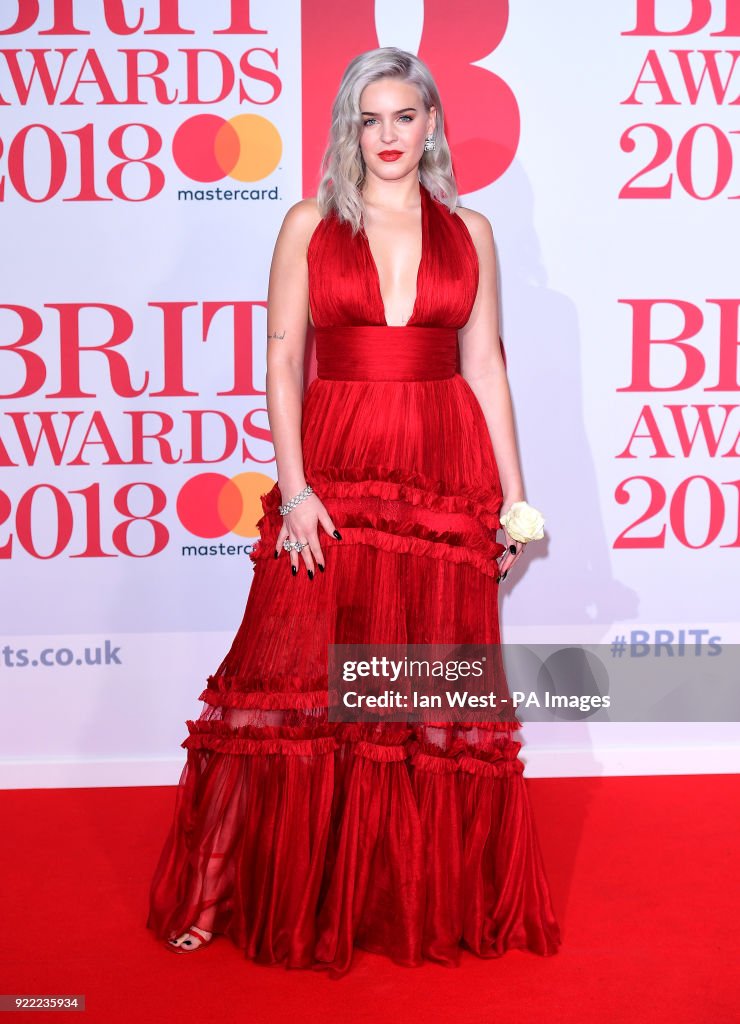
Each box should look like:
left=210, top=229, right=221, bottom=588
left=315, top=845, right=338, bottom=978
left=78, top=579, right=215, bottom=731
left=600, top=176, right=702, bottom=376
left=496, top=518, right=526, bottom=581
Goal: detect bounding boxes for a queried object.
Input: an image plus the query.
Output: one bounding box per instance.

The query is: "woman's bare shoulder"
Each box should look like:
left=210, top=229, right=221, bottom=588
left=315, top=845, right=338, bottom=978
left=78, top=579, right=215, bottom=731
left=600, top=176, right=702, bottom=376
left=278, top=196, right=323, bottom=250
left=454, top=203, right=494, bottom=244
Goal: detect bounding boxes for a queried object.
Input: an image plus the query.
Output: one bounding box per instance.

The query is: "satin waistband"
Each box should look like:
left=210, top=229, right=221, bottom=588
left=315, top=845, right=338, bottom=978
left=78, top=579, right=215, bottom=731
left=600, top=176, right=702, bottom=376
left=315, top=326, right=458, bottom=381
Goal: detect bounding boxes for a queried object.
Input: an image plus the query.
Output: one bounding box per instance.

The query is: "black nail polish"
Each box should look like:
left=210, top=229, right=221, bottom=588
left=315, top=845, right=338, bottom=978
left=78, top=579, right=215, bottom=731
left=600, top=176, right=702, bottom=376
left=318, top=563, right=325, bottom=572
left=307, top=569, right=314, bottom=580
left=274, top=550, right=279, bottom=558
left=502, top=569, right=508, bottom=580
left=509, top=544, right=516, bottom=554
left=291, top=565, right=297, bottom=576
left=496, top=575, right=502, bottom=583
left=333, top=529, right=342, bottom=539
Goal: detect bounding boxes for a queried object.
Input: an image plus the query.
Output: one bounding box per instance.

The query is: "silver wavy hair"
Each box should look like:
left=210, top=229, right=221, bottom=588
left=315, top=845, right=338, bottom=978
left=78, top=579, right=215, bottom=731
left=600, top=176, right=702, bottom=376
left=316, top=47, right=458, bottom=233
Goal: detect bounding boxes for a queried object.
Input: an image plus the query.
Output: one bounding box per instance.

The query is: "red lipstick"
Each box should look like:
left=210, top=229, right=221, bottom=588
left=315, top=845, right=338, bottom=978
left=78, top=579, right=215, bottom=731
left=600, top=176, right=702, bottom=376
left=378, top=151, right=403, bottom=161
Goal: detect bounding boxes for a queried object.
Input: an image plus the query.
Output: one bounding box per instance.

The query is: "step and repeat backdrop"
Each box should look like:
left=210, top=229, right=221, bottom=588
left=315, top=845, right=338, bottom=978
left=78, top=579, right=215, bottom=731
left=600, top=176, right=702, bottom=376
left=1, top=1, right=738, bottom=785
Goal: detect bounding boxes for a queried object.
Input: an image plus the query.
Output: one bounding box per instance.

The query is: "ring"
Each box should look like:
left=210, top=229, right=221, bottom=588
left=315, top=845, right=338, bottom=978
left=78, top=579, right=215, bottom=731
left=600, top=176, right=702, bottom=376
left=283, top=538, right=309, bottom=553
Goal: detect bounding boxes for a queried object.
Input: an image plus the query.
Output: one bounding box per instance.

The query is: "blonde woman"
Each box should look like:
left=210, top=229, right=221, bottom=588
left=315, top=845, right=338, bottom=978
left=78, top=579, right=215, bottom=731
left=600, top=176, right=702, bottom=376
left=148, top=46, right=560, bottom=978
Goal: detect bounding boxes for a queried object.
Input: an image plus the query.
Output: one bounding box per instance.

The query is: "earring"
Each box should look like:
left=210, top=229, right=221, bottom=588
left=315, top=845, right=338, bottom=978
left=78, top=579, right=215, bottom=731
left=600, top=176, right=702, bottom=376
left=424, top=134, right=436, bottom=152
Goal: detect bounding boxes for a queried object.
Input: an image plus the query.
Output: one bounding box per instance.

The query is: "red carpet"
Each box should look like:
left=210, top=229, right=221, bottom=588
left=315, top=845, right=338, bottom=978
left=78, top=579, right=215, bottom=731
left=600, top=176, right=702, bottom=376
left=0, top=774, right=737, bottom=1024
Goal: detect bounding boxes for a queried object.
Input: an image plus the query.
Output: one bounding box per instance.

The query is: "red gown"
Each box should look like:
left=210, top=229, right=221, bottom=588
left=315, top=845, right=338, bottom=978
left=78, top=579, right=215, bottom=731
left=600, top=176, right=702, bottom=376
left=147, top=183, right=562, bottom=976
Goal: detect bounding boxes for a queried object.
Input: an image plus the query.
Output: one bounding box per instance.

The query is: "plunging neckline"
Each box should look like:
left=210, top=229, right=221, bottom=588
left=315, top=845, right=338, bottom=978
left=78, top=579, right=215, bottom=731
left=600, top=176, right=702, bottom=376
left=359, top=184, right=427, bottom=328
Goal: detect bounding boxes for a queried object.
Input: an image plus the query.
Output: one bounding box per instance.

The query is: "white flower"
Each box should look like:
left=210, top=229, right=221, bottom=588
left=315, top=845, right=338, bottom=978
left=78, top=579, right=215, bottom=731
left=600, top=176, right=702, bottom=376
left=500, top=500, right=545, bottom=543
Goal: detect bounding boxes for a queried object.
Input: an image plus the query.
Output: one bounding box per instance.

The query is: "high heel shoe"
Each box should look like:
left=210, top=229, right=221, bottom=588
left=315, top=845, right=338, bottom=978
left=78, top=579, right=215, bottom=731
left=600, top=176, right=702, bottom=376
left=165, top=925, right=214, bottom=954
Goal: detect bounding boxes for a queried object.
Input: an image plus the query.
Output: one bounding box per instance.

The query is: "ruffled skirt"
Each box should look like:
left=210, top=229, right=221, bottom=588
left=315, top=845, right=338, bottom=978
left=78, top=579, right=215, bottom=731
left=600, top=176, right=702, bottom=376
left=146, top=374, right=562, bottom=976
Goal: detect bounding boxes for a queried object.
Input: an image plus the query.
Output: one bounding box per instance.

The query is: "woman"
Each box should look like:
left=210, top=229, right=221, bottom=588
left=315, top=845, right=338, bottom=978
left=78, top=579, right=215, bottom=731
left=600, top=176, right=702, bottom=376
left=147, top=46, right=561, bottom=977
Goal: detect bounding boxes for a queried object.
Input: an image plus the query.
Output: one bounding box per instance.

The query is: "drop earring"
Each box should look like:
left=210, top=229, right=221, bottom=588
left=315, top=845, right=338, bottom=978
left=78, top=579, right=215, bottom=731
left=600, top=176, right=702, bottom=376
left=424, top=134, right=436, bottom=152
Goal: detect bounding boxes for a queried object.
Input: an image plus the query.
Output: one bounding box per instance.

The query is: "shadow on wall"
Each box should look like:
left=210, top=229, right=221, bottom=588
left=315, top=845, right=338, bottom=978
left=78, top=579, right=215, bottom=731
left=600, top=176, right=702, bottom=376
left=482, top=157, right=638, bottom=628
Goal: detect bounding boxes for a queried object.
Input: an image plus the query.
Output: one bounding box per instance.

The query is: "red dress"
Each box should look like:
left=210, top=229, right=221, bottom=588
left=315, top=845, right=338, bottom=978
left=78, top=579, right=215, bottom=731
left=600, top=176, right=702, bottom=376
left=147, top=183, right=562, bottom=976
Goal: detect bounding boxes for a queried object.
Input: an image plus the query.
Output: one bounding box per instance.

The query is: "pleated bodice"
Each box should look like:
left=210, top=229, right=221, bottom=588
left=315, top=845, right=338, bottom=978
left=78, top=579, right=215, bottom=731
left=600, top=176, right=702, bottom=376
left=307, top=181, right=480, bottom=331
left=308, top=183, right=478, bottom=383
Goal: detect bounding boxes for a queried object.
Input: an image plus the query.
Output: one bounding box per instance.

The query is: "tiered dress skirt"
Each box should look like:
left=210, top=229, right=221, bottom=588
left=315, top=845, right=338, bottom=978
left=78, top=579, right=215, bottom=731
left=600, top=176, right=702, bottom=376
left=147, top=326, right=562, bottom=976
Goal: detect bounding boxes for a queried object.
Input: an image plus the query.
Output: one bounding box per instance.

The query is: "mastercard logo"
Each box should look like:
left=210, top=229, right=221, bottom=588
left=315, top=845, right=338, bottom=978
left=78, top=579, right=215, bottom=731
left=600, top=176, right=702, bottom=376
left=177, top=472, right=275, bottom=539
left=172, top=114, right=282, bottom=183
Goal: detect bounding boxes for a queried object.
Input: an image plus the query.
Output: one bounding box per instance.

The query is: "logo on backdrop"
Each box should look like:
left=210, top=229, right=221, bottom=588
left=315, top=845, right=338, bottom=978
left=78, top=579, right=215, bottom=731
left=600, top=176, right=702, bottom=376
left=619, top=0, right=740, bottom=201
left=613, top=3, right=740, bottom=553
left=177, top=472, right=275, bottom=540
left=0, top=298, right=276, bottom=560
left=300, top=0, right=520, bottom=195
left=172, top=114, right=282, bottom=184
left=0, top=5, right=284, bottom=203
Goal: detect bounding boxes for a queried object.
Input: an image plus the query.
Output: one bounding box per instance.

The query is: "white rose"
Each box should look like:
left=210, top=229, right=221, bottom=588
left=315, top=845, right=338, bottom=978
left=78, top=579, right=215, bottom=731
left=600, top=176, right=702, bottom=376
left=500, top=500, right=545, bottom=543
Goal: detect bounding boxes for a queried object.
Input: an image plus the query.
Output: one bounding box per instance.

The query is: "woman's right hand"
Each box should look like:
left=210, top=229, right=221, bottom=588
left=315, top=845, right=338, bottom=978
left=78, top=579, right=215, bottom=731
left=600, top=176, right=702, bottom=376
left=275, top=492, right=341, bottom=576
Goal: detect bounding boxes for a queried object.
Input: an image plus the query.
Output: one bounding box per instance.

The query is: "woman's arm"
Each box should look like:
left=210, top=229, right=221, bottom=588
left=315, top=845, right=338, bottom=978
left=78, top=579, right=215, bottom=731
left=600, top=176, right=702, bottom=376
left=456, top=208, right=525, bottom=512
left=265, top=198, right=320, bottom=500
left=265, top=199, right=338, bottom=575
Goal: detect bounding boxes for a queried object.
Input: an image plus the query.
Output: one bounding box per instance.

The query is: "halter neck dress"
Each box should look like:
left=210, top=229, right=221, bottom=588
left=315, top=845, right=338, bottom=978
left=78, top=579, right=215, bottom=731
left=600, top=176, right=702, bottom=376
left=147, top=183, right=561, bottom=976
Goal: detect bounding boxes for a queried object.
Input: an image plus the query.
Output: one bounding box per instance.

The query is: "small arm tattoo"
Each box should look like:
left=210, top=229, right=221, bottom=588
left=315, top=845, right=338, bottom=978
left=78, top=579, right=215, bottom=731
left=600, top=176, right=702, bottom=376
left=268, top=328, right=286, bottom=339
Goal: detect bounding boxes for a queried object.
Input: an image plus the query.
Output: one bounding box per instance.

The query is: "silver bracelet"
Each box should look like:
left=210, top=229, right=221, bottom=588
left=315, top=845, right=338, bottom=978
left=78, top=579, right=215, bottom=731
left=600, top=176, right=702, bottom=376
left=278, top=483, right=313, bottom=516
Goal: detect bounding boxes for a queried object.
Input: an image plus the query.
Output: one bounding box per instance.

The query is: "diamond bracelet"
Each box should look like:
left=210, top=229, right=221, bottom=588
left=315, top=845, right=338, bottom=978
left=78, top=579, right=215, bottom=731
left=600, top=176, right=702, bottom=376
left=278, top=483, right=313, bottom=516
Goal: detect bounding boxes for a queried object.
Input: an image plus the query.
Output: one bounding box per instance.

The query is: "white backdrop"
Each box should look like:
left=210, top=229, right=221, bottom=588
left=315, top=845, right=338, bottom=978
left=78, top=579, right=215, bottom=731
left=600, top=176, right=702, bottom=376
left=1, top=0, right=738, bottom=787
